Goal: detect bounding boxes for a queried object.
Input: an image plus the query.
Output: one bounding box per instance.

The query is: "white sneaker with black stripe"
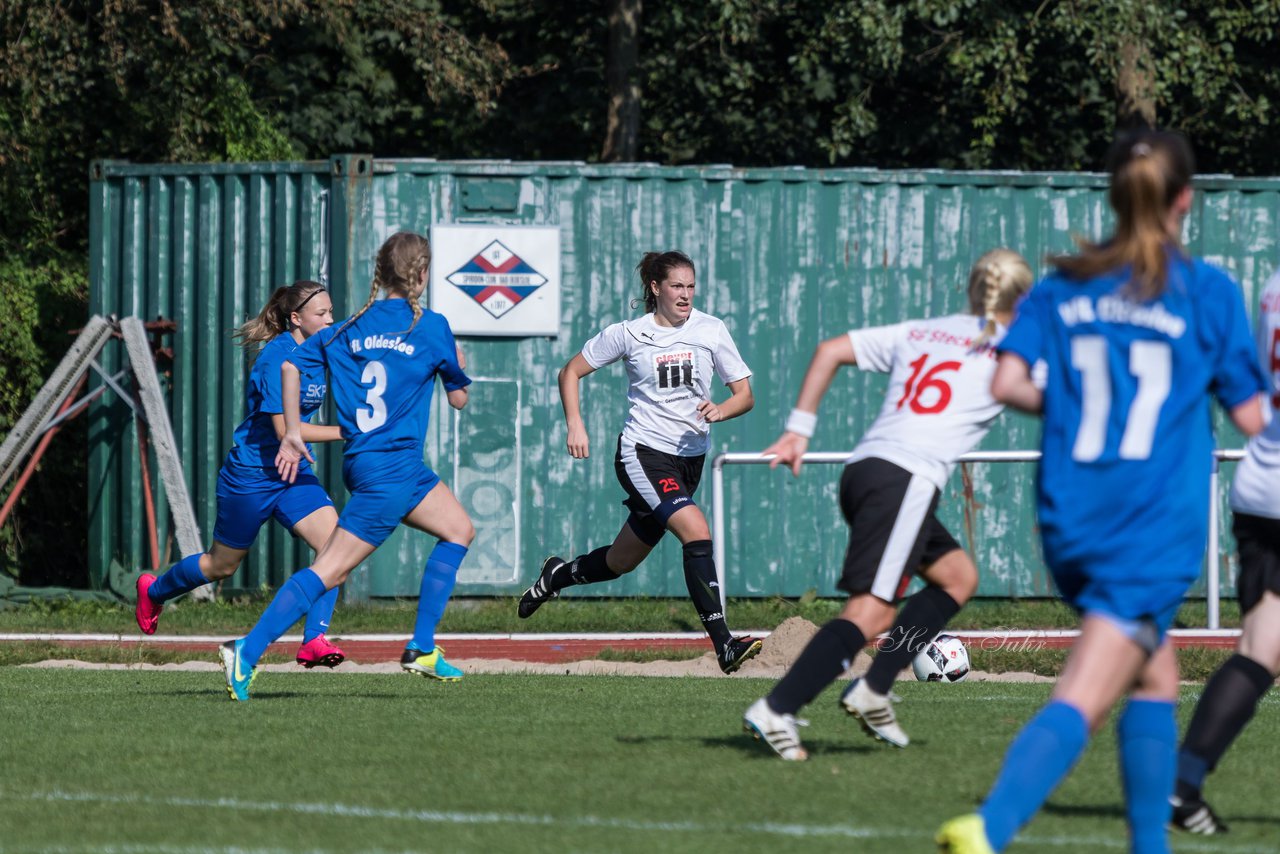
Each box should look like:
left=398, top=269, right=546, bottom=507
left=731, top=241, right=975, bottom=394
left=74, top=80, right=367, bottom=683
left=743, top=697, right=809, bottom=761
left=840, top=677, right=909, bottom=748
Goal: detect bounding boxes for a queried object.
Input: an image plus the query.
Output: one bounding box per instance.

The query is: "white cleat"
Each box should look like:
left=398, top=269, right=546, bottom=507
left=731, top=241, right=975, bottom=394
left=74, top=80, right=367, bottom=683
left=840, top=677, right=909, bottom=748
left=743, top=698, right=809, bottom=761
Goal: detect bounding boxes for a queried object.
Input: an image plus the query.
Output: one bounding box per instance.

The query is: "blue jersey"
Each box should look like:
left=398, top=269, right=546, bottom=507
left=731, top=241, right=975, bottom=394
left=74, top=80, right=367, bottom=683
left=225, top=333, right=328, bottom=471
left=290, top=299, right=470, bottom=458
left=1000, top=256, right=1263, bottom=583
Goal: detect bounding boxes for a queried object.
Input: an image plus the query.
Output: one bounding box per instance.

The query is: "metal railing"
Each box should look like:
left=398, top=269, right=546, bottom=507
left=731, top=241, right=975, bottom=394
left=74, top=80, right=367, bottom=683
left=711, top=449, right=1245, bottom=629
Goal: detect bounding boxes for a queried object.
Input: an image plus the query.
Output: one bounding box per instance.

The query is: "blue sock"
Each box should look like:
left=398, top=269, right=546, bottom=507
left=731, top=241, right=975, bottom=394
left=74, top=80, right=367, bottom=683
left=410, top=542, right=467, bottom=652
left=1118, top=699, right=1176, bottom=854
left=1176, top=751, right=1210, bottom=794
left=147, top=553, right=209, bottom=603
left=240, top=569, right=327, bottom=668
left=303, top=586, right=340, bottom=644
left=979, top=701, right=1089, bottom=851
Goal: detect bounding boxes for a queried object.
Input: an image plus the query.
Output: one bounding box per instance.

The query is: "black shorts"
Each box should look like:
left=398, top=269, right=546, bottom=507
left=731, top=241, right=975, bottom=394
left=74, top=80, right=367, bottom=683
left=838, top=457, right=961, bottom=601
left=614, top=436, right=705, bottom=545
left=1232, top=512, right=1280, bottom=615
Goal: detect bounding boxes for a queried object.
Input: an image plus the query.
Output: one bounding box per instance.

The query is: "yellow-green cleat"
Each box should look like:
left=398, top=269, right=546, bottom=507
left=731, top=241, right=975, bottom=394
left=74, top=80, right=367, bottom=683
left=400, top=645, right=463, bottom=681
left=219, top=639, right=257, bottom=702
left=936, top=814, right=995, bottom=854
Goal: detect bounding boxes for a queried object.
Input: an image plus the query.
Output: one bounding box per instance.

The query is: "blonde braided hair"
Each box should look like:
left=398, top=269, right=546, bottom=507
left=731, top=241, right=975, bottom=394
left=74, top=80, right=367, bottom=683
left=967, top=248, right=1033, bottom=348
left=332, top=231, right=432, bottom=342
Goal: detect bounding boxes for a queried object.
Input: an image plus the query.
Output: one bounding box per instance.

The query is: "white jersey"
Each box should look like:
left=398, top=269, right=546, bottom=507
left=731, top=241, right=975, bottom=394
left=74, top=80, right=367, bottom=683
left=1230, top=269, right=1280, bottom=519
left=846, top=314, right=1005, bottom=490
left=580, top=308, right=751, bottom=456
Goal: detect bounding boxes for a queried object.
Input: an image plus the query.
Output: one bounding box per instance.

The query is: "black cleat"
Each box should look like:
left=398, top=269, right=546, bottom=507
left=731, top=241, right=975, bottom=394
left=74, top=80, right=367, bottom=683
left=1170, top=795, right=1228, bottom=835
left=518, top=555, right=565, bottom=619
left=718, top=636, right=763, bottom=674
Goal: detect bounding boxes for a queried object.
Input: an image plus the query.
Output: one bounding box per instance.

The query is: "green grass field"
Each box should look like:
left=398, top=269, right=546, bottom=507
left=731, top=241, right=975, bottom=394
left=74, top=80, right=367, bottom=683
left=1, top=668, right=1275, bottom=853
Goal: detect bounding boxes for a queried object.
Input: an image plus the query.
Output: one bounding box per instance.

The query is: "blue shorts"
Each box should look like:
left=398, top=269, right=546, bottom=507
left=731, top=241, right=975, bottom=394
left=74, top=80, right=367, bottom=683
left=212, top=464, right=334, bottom=550
left=1050, top=562, right=1190, bottom=644
left=339, top=451, right=440, bottom=548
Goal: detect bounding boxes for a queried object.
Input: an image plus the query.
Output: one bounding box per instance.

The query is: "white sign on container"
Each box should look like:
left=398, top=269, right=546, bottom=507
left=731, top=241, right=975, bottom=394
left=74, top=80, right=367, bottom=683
left=430, top=224, right=561, bottom=336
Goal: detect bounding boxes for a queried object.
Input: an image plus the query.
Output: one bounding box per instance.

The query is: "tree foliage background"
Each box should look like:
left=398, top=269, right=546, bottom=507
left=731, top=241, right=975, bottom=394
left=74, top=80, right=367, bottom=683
left=2, top=0, right=1279, bottom=584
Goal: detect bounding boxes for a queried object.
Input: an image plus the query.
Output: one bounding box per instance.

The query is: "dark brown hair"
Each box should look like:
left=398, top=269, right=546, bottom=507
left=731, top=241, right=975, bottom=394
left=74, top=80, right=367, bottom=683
left=233, top=280, right=326, bottom=349
left=632, top=250, right=695, bottom=312
left=1050, top=129, right=1195, bottom=300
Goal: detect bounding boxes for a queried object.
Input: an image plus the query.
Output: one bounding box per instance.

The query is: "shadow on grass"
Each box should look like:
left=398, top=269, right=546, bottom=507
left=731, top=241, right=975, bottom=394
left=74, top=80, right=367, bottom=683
left=1042, top=801, right=1126, bottom=820
left=616, top=732, right=882, bottom=760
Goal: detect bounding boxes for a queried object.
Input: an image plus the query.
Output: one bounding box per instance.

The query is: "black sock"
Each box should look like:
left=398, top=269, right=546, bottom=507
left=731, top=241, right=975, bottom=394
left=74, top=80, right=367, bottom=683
left=1176, top=653, right=1274, bottom=800
left=865, top=587, right=962, bottom=695
left=682, top=539, right=732, bottom=649
left=767, top=619, right=866, bottom=715
left=555, top=546, right=618, bottom=590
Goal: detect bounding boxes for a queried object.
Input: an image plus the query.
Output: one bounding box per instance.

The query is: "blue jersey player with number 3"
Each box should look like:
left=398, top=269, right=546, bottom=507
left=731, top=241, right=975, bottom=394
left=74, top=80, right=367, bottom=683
left=220, top=231, right=474, bottom=700
left=938, top=131, right=1266, bottom=853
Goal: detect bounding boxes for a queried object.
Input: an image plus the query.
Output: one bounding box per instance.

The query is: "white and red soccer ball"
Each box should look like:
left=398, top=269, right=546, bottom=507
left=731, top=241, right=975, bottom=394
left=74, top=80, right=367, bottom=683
left=912, top=633, right=970, bottom=682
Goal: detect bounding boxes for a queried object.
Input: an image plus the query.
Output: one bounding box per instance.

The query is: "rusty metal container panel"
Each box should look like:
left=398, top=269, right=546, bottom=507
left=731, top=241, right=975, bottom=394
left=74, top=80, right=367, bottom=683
left=89, top=159, right=1280, bottom=601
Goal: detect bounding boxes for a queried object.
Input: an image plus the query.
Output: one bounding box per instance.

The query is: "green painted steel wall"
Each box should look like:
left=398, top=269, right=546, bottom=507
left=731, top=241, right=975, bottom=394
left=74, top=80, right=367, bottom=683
left=88, top=158, right=1280, bottom=601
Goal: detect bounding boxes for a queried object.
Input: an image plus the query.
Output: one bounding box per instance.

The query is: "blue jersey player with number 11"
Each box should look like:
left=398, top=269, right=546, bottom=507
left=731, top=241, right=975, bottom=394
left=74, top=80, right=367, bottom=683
left=220, top=231, right=475, bottom=701
left=938, top=131, right=1266, bottom=853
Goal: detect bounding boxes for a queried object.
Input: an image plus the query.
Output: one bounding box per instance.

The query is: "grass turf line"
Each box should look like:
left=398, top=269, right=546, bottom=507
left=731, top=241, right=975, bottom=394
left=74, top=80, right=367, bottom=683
left=1, top=669, right=1276, bottom=854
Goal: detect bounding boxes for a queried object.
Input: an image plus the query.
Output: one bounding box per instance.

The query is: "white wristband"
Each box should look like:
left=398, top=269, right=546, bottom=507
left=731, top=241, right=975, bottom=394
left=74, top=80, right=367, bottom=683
left=785, top=408, right=817, bottom=438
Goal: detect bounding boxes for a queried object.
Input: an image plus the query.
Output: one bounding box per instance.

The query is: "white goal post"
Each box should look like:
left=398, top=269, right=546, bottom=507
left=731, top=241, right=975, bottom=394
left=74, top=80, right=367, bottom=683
left=710, top=449, right=1244, bottom=630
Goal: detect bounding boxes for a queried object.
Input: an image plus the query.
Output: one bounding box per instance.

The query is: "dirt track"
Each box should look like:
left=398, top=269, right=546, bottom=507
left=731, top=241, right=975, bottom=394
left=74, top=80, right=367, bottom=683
left=21, top=616, right=1054, bottom=682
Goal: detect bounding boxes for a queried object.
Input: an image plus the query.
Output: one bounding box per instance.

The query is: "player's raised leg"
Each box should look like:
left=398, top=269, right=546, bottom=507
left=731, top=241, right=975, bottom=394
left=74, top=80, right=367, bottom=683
left=138, top=541, right=248, bottom=634
left=224, top=528, right=375, bottom=701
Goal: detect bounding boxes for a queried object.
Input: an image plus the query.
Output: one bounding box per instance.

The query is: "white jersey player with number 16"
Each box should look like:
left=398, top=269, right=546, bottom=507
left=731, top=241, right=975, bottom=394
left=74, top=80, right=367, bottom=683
left=743, top=248, right=1033, bottom=761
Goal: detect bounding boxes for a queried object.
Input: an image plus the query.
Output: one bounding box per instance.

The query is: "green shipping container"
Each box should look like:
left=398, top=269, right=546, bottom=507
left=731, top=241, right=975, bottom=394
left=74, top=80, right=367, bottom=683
left=88, top=157, right=1280, bottom=601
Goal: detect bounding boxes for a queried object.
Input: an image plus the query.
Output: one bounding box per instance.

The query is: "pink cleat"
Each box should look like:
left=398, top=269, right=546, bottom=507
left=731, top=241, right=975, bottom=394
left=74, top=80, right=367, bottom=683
left=295, top=634, right=346, bottom=669
left=135, top=573, right=162, bottom=635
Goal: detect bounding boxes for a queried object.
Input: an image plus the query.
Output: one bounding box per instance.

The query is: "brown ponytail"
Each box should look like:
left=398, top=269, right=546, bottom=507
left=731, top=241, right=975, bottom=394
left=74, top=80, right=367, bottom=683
left=234, top=280, right=326, bottom=349
left=631, top=250, right=695, bottom=312
left=1050, top=129, right=1194, bottom=300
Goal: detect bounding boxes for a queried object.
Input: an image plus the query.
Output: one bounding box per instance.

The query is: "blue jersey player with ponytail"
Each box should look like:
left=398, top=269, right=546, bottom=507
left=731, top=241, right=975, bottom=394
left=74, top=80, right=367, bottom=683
left=136, top=280, right=347, bottom=668
left=220, top=231, right=474, bottom=700
left=938, top=131, right=1266, bottom=853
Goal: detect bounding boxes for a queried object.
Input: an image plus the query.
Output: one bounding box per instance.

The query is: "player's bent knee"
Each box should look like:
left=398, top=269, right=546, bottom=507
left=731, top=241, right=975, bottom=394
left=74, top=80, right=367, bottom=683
left=203, top=561, right=240, bottom=581
left=453, top=519, right=476, bottom=547
left=840, top=595, right=895, bottom=638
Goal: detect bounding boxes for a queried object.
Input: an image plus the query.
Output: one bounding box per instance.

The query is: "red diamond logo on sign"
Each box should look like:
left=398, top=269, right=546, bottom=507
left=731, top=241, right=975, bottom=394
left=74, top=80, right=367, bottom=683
left=446, top=240, right=548, bottom=319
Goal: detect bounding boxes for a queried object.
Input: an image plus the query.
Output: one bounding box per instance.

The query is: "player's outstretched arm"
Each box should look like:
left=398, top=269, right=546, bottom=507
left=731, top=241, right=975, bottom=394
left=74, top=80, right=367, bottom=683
left=559, top=352, right=597, bottom=459
left=275, top=359, right=314, bottom=483
left=765, top=335, right=856, bottom=476
left=272, top=414, right=342, bottom=444
left=698, top=377, right=753, bottom=423
left=991, top=352, right=1042, bottom=414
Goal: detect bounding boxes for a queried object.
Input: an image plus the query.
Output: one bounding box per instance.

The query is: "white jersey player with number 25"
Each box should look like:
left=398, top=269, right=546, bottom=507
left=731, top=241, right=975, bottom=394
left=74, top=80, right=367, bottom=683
left=518, top=250, right=765, bottom=676
left=744, top=248, right=1033, bottom=761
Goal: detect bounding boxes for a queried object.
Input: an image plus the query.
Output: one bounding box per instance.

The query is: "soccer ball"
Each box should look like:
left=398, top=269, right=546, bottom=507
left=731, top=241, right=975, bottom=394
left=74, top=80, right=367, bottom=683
left=911, top=634, right=970, bottom=682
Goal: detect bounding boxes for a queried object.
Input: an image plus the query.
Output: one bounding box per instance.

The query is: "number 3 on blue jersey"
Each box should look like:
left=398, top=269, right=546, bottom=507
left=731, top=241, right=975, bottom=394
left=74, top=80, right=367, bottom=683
left=357, top=361, right=388, bottom=432
left=1071, top=336, right=1171, bottom=462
